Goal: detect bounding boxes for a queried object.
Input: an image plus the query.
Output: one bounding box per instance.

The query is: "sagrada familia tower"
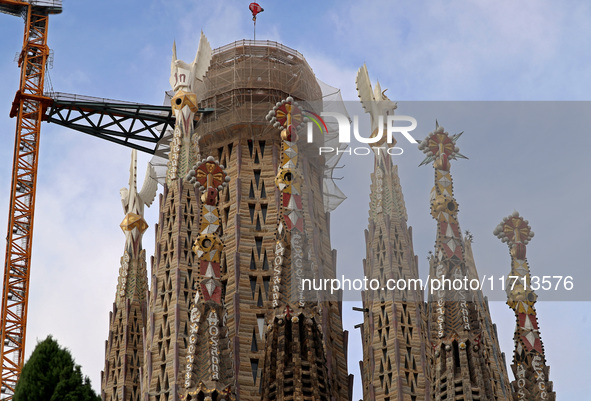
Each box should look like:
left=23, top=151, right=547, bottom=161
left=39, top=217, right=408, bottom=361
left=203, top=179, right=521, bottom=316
left=99, top=34, right=556, bottom=401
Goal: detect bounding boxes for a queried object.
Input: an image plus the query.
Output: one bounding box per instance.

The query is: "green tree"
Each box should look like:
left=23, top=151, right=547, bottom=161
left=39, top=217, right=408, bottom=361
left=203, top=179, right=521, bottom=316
left=13, top=335, right=100, bottom=401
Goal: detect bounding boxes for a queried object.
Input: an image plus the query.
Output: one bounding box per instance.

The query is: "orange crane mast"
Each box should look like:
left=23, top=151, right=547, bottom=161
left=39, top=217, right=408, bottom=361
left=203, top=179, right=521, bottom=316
left=0, top=0, right=61, bottom=398
left=0, top=3, right=189, bottom=397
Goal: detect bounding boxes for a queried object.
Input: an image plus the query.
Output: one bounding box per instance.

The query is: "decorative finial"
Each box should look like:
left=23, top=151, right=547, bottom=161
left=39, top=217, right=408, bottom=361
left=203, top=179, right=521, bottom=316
left=119, top=150, right=158, bottom=240
left=266, top=96, right=306, bottom=141
left=186, top=156, right=230, bottom=193
left=185, top=156, right=230, bottom=211
left=494, top=211, right=534, bottom=247
left=418, top=123, right=467, bottom=167
left=495, top=212, right=537, bottom=308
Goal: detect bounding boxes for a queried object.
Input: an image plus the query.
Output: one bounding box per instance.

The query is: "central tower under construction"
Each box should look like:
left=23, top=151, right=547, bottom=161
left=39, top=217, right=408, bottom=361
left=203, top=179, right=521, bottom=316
left=137, top=39, right=350, bottom=401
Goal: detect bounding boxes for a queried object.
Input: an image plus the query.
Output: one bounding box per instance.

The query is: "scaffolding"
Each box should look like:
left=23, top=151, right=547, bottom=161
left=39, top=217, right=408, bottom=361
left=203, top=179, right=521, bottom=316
left=194, top=40, right=322, bottom=134
left=150, top=40, right=348, bottom=211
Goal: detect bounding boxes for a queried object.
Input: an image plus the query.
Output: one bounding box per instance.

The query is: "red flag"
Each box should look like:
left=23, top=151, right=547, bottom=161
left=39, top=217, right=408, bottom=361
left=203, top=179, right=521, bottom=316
left=249, top=3, right=264, bottom=21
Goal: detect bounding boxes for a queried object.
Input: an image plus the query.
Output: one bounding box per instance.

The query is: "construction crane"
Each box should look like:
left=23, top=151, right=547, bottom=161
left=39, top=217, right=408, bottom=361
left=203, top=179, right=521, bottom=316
left=0, top=4, right=210, bottom=397
left=0, top=1, right=61, bottom=397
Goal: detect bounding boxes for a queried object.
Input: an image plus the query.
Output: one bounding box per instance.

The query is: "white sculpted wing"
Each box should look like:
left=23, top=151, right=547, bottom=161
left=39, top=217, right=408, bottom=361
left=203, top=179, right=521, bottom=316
left=139, top=163, right=159, bottom=207
left=169, top=32, right=213, bottom=93
left=120, top=187, right=129, bottom=212
left=191, top=32, right=213, bottom=87
left=356, top=64, right=377, bottom=116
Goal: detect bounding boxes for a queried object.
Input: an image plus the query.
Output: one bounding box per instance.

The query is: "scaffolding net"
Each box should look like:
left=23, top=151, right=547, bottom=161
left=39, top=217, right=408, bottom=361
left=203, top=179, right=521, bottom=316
left=150, top=40, right=348, bottom=212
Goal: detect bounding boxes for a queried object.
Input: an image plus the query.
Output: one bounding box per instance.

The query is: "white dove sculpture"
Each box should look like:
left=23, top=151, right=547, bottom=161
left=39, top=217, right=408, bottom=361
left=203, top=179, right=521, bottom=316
left=166, top=32, right=213, bottom=185
left=355, top=64, right=398, bottom=146
left=169, top=31, right=213, bottom=93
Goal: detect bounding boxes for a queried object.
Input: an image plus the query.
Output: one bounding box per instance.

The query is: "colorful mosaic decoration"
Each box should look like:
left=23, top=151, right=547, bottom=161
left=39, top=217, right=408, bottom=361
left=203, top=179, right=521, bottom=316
left=260, top=97, right=334, bottom=401
left=266, top=97, right=306, bottom=132
left=180, top=156, right=233, bottom=400
left=419, top=124, right=468, bottom=277
left=420, top=124, right=505, bottom=399
left=266, top=97, right=306, bottom=309
left=495, top=212, right=555, bottom=401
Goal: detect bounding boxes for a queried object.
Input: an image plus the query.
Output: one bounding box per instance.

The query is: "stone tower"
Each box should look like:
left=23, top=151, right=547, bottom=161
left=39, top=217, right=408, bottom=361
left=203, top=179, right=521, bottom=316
left=195, top=41, right=352, bottom=401
left=359, top=154, right=431, bottom=401
left=356, top=65, right=431, bottom=401
left=418, top=125, right=513, bottom=401
left=495, top=213, right=555, bottom=401
left=139, top=38, right=351, bottom=400
left=257, top=97, right=345, bottom=401
left=140, top=33, right=222, bottom=401
left=102, top=150, right=158, bottom=401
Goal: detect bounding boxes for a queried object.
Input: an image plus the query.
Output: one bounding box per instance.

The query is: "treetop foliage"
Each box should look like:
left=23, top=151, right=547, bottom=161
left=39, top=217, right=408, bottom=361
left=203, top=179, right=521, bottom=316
left=13, top=335, right=100, bottom=401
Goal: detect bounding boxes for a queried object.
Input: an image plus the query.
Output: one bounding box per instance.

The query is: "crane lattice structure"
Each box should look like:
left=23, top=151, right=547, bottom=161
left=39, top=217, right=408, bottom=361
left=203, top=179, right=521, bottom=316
left=0, top=1, right=61, bottom=397
left=0, top=2, right=206, bottom=398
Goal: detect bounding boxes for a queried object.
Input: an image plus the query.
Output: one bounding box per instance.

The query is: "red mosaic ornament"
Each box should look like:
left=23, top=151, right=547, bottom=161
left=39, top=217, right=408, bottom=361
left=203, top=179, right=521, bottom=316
left=201, top=281, right=222, bottom=303
left=199, top=260, right=221, bottom=278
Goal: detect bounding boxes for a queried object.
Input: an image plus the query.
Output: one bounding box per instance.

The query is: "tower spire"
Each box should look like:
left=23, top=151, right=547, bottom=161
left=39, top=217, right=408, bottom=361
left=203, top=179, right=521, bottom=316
left=494, top=212, right=556, bottom=401
left=102, top=150, right=157, bottom=401
left=260, top=97, right=336, bottom=400
left=356, top=65, right=430, bottom=401
left=419, top=125, right=501, bottom=400
left=142, top=36, right=215, bottom=400
left=142, top=39, right=349, bottom=401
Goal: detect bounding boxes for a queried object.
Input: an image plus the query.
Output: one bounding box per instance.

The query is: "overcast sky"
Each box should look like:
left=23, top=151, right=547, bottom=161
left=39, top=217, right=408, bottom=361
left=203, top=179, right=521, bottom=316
left=1, top=1, right=590, bottom=399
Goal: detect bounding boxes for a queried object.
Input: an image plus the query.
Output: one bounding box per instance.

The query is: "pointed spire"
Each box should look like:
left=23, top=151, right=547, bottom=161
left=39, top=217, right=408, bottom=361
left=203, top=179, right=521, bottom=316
left=422, top=124, right=470, bottom=335
left=495, top=212, right=555, bottom=400
left=102, top=153, right=149, bottom=401
left=421, top=125, right=512, bottom=400
left=359, top=121, right=428, bottom=400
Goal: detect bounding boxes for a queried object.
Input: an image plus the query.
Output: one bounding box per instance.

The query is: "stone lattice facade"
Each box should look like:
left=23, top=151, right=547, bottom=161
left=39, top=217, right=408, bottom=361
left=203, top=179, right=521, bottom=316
left=102, top=151, right=155, bottom=401
left=359, top=155, right=430, bottom=401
